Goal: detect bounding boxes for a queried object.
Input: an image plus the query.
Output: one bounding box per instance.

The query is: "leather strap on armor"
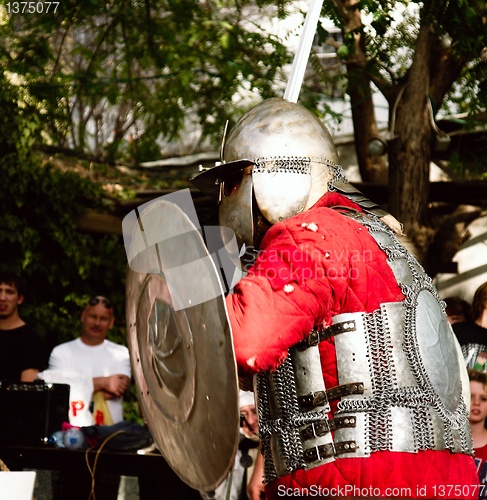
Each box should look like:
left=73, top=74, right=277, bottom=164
left=296, top=320, right=356, bottom=351
left=297, top=383, right=365, bottom=408
left=301, top=416, right=357, bottom=441
left=326, top=382, right=365, bottom=401
left=332, top=180, right=389, bottom=218
left=304, top=440, right=358, bottom=463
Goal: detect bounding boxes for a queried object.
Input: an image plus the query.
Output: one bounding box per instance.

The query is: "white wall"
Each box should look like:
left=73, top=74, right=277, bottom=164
left=435, top=215, right=487, bottom=303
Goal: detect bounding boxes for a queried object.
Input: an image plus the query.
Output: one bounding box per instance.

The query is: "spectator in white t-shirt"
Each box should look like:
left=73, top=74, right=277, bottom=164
left=48, top=295, right=131, bottom=424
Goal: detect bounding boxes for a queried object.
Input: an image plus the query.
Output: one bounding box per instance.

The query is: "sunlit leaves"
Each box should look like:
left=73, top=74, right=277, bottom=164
left=0, top=76, right=129, bottom=362
left=1, top=0, right=290, bottom=163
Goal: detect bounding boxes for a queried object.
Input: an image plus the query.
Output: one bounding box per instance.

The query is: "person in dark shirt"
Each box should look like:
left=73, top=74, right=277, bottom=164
left=0, top=271, right=45, bottom=382
left=454, top=282, right=487, bottom=371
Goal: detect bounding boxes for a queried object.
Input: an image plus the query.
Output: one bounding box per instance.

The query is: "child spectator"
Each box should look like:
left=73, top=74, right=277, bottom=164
left=469, top=369, right=487, bottom=499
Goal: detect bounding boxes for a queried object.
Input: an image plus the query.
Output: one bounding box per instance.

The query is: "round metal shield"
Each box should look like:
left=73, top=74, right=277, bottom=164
left=125, top=198, right=239, bottom=491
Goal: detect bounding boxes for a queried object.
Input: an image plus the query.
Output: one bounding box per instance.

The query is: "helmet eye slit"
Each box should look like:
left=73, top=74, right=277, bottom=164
left=222, top=169, right=245, bottom=197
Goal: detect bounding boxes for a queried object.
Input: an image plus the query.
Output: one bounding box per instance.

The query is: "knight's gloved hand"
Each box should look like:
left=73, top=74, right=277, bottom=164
left=380, top=214, right=404, bottom=235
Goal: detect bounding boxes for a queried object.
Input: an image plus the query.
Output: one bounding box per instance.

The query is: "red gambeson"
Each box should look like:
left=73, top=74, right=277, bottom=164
left=226, top=191, right=478, bottom=499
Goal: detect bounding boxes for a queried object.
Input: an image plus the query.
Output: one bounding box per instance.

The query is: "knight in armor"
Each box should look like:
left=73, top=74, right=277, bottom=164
left=192, top=98, right=478, bottom=499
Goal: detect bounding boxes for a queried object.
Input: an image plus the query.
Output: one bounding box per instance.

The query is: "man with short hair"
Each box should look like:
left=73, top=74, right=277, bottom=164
left=0, top=271, right=45, bottom=382
left=48, top=296, right=131, bottom=425
left=48, top=296, right=131, bottom=500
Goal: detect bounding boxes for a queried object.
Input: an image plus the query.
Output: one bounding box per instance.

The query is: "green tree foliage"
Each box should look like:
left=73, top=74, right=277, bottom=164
left=1, top=73, right=121, bottom=379
left=309, top=0, right=487, bottom=258
left=1, top=0, right=290, bottom=163
left=0, top=71, right=124, bottom=341
left=0, top=70, right=143, bottom=420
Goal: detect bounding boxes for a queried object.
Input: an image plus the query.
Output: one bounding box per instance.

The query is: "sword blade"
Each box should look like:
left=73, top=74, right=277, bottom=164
left=283, top=0, right=325, bottom=103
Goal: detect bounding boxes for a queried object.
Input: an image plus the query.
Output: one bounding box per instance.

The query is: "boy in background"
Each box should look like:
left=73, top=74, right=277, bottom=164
left=469, top=369, right=487, bottom=499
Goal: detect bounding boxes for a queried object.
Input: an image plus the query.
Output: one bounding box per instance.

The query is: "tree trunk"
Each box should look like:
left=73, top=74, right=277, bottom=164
left=342, top=2, right=388, bottom=183
left=388, top=25, right=434, bottom=257
left=348, top=69, right=388, bottom=183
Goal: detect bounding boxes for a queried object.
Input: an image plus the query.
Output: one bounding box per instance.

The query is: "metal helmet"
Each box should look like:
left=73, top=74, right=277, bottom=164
left=192, top=98, right=344, bottom=249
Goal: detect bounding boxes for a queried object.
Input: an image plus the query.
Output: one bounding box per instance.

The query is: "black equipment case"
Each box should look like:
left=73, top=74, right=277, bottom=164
left=0, top=381, right=70, bottom=445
